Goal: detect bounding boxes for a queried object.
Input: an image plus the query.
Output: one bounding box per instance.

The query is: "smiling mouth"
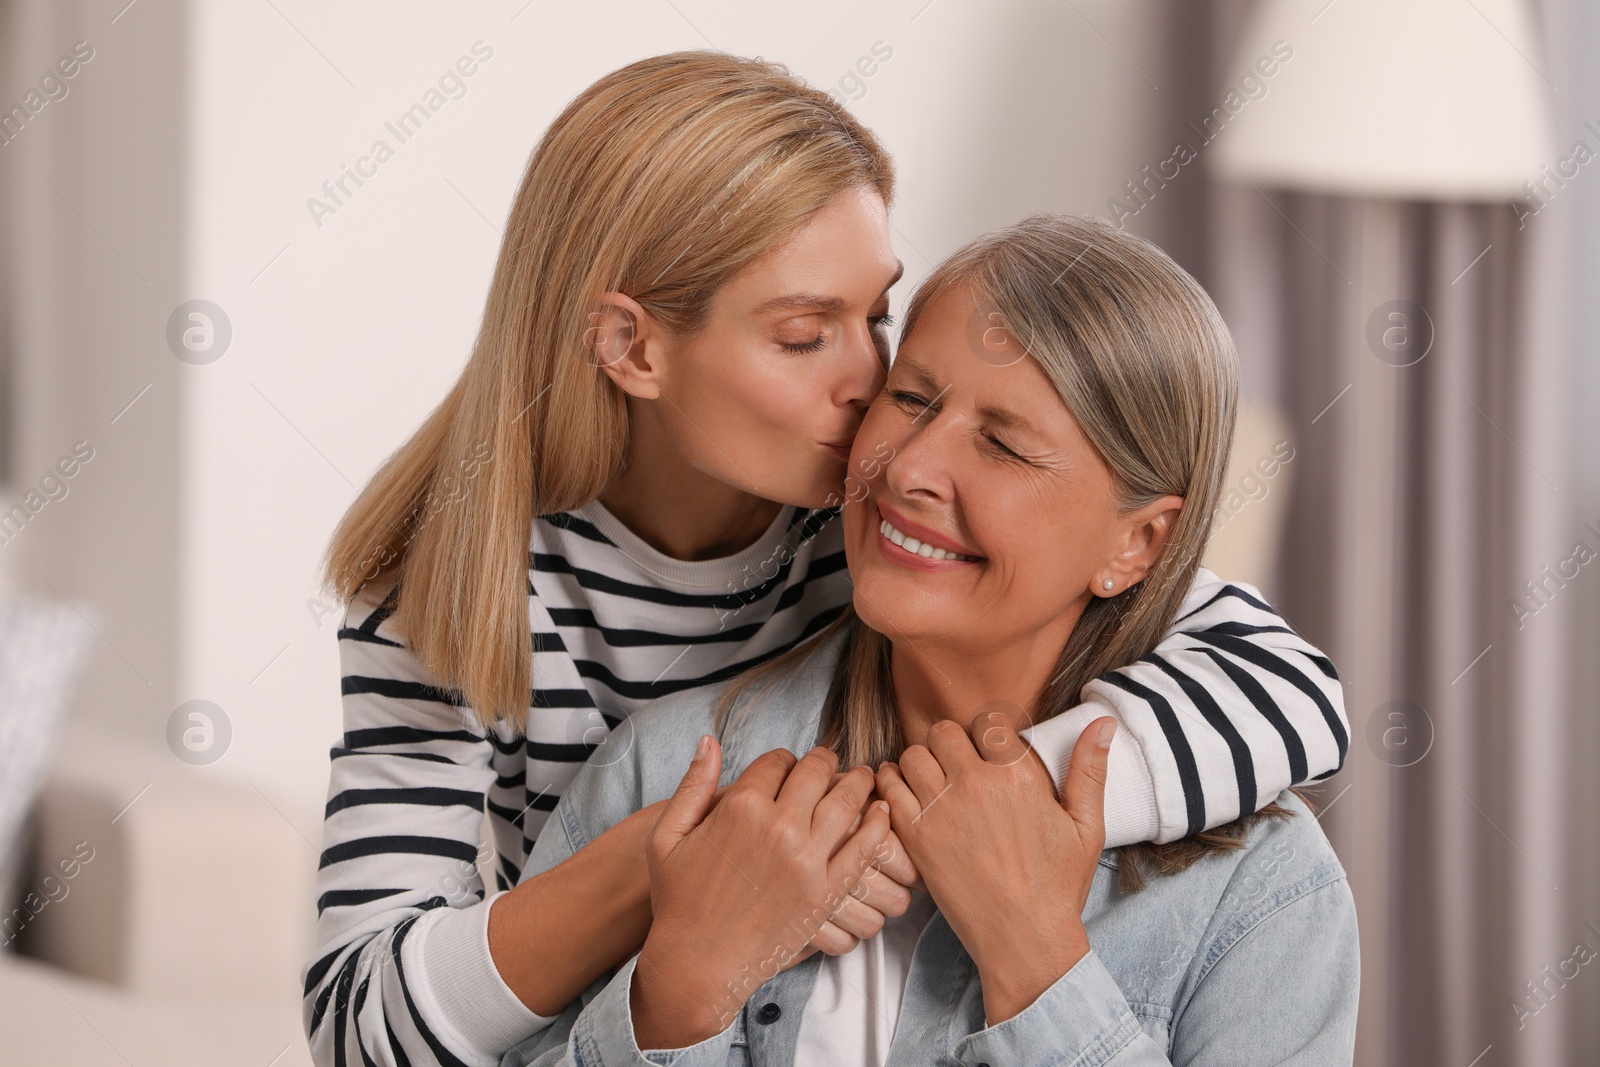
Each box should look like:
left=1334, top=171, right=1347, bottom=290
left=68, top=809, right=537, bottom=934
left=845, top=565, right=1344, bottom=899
left=877, top=514, right=984, bottom=562
left=821, top=439, right=853, bottom=459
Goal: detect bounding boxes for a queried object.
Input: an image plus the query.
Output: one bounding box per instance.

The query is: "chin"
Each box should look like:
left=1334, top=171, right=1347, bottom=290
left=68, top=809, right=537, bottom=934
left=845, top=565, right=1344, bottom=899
left=797, top=467, right=854, bottom=510
left=742, top=469, right=838, bottom=511
left=847, top=569, right=940, bottom=642
left=849, top=583, right=899, bottom=637
left=788, top=481, right=846, bottom=511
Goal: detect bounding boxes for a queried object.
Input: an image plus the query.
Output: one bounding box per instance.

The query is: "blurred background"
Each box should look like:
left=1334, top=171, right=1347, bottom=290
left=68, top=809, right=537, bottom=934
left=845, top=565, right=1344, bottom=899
left=0, top=0, right=1593, bottom=1064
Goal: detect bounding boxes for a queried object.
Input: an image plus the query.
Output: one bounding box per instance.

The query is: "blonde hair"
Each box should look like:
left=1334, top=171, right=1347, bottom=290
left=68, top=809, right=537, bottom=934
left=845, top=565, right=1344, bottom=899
left=717, top=214, right=1300, bottom=890
left=321, top=51, right=894, bottom=730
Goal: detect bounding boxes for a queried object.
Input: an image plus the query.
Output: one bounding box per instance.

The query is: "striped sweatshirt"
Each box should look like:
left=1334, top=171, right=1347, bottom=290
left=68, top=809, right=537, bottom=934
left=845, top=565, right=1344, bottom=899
left=303, top=500, right=1348, bottom=1067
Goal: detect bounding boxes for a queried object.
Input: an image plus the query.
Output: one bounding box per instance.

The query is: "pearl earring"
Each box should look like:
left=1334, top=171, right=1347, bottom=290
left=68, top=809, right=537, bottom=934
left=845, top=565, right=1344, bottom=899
left=1102, top=579, right=1114, bottom=591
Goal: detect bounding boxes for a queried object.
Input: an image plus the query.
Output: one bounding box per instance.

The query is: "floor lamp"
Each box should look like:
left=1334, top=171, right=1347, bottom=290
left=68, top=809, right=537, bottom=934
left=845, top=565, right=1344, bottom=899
left=1209, top=1, right=1552, bottom=1064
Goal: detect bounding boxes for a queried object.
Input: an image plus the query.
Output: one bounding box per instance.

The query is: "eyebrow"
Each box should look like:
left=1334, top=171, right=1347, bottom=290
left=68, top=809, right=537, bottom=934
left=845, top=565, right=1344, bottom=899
left=892, top=355, right=1045, bottom=437
left=750, top=259, right=906, bottom=316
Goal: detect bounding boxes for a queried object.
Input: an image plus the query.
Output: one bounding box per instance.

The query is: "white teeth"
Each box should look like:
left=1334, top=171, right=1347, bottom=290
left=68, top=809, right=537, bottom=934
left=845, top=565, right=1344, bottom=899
left=878, top=518, right=979, bottom=562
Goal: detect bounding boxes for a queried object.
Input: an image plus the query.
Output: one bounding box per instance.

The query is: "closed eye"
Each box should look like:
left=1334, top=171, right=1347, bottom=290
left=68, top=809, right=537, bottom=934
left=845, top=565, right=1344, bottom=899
left=889, top=389, right=929, bottom=411
left=780, top=336, right=828, bottom=353
left=892, top=387, right=1032, bottom=461
left=982, top=433, right=1025, bottom=461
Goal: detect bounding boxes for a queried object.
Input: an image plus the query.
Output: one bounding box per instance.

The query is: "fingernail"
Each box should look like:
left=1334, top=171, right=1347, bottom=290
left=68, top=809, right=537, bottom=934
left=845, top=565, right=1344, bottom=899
left=876, top=800, right=890, bottom=814
left=1097, top=720, right=1117, bottom=748
left=694, top=734, right=711, bottom=760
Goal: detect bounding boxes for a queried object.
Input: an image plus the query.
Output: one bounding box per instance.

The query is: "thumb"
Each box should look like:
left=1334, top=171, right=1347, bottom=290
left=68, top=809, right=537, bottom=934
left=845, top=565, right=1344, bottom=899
left=1062, top=716, right=1115, bottom=847
left=653, top=734, right=722, bottom=856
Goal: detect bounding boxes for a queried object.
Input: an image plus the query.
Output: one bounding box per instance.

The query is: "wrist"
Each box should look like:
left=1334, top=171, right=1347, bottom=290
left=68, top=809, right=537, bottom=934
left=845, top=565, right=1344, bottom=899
left=976, top=924, right=1091, bottom=1025
left=614, top=805, right=662, bottom=907
left=487, top=820, right=654, bottom=1016
left=630, top=939, right=737, bottom=1049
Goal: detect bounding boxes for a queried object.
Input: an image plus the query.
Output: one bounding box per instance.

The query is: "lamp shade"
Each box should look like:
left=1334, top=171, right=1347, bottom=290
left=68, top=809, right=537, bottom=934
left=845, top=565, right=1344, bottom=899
left=1210, top=0, right=1554, bottom=199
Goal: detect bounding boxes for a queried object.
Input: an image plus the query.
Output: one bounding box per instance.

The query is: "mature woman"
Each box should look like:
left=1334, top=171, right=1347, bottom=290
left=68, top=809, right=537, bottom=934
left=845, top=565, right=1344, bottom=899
left=501, top=216, right=1360, bottom=1066
left=305, top=51, right=1350, bottom=1067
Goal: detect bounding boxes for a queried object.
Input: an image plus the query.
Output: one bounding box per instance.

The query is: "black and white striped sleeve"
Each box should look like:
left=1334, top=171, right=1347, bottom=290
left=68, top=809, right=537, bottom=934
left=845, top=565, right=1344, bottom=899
left=303, top=584, right=552, bottom=1067
left=1021, top=567, right=1348, bottom=846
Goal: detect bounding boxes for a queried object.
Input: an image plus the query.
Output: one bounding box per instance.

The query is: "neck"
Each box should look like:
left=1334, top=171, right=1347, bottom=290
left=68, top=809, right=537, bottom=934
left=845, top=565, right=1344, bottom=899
left=599, top=399, right=783, bottom=562
left=888, top=608, right=1086, bottom=745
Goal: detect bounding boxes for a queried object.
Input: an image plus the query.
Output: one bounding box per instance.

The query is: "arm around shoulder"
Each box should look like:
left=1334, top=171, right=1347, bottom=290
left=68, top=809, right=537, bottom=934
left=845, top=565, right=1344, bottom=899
left=307, top=584, right=548, bottom=1067
left=1024, top=572, right=1350, bottom=848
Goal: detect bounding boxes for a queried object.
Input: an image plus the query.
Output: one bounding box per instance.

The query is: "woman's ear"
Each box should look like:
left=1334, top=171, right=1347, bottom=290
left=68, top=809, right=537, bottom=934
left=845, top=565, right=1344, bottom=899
left=1095, top=495, right=1185, bottom=596
left=588, top=292, right=666, bottom=399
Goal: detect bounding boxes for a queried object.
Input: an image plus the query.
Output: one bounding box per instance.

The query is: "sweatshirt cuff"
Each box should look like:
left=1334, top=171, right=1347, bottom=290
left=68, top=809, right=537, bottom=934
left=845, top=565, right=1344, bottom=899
left=1020, top=706, right=1161, bottom=848
left=411, top=892, right=557, bottom=1064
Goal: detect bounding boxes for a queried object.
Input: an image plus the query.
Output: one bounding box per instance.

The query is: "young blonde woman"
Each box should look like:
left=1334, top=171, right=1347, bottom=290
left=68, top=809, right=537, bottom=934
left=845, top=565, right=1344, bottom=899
left=501, top=215, right=1359, bottom=1067
left=304, top=54, right=1350, bottom=1067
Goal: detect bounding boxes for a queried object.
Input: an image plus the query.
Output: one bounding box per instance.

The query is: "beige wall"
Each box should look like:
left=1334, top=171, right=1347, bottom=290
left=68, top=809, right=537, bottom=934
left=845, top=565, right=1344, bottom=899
left=3, top=1, right=185, bottom=750
left=4, top=0, right=1171, bottom=908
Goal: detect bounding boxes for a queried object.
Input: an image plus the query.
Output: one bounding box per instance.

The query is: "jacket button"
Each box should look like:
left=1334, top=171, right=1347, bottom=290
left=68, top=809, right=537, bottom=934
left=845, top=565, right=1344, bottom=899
left=756, top=1002, right=782, bottom=1024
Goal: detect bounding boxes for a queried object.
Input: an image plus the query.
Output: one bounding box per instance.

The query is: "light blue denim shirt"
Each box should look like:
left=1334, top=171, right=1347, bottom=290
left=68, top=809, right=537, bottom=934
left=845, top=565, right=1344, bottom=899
left=502, top=629, right=1359, bottom=1067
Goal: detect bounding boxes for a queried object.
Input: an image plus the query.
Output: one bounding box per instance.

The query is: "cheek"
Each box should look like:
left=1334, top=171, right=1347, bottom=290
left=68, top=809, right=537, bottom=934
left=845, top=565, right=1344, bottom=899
left=667, top=352, right=805, bottom=463
left=660, top=341, right=857, bottom=506
left=749, top=361, right=832, bottom=435
left=968, top=479, right=1097, bottom=596
left=849, top=399, right=907, bottom=472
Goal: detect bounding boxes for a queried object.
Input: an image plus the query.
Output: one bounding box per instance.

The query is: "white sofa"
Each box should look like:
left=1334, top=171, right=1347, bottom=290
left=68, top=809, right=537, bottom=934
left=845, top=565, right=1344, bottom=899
left=1, top=719, right=316, bottom=1066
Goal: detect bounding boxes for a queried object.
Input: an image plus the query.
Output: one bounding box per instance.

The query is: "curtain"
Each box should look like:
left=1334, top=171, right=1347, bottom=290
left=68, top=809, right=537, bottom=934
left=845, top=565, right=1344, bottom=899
left=1149, top=4, right=1584, bottom=1064
left=1234, top=190, right=1575, bottom=1067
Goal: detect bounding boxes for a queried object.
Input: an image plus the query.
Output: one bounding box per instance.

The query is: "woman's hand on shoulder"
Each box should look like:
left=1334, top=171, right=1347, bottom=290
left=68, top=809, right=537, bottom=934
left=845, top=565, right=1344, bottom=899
left=629, top=738, right=892, bottom=1049
left=875, top=712, right=1116, bottom=1025
left=805, top=771, right=922, bottom=955
left=630, top=760, right=918, bottom=961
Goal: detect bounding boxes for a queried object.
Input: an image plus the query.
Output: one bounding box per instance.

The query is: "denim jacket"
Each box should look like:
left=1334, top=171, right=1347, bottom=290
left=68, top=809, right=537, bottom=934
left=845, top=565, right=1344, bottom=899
left=502, top=629, right=1360, bottom=1067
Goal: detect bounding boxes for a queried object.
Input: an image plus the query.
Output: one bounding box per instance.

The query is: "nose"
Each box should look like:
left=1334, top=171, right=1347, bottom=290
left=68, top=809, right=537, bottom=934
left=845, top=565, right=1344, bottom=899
left=834, top=317, right=888, bottom=413
left=882, top=404, right=958, bottom=506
